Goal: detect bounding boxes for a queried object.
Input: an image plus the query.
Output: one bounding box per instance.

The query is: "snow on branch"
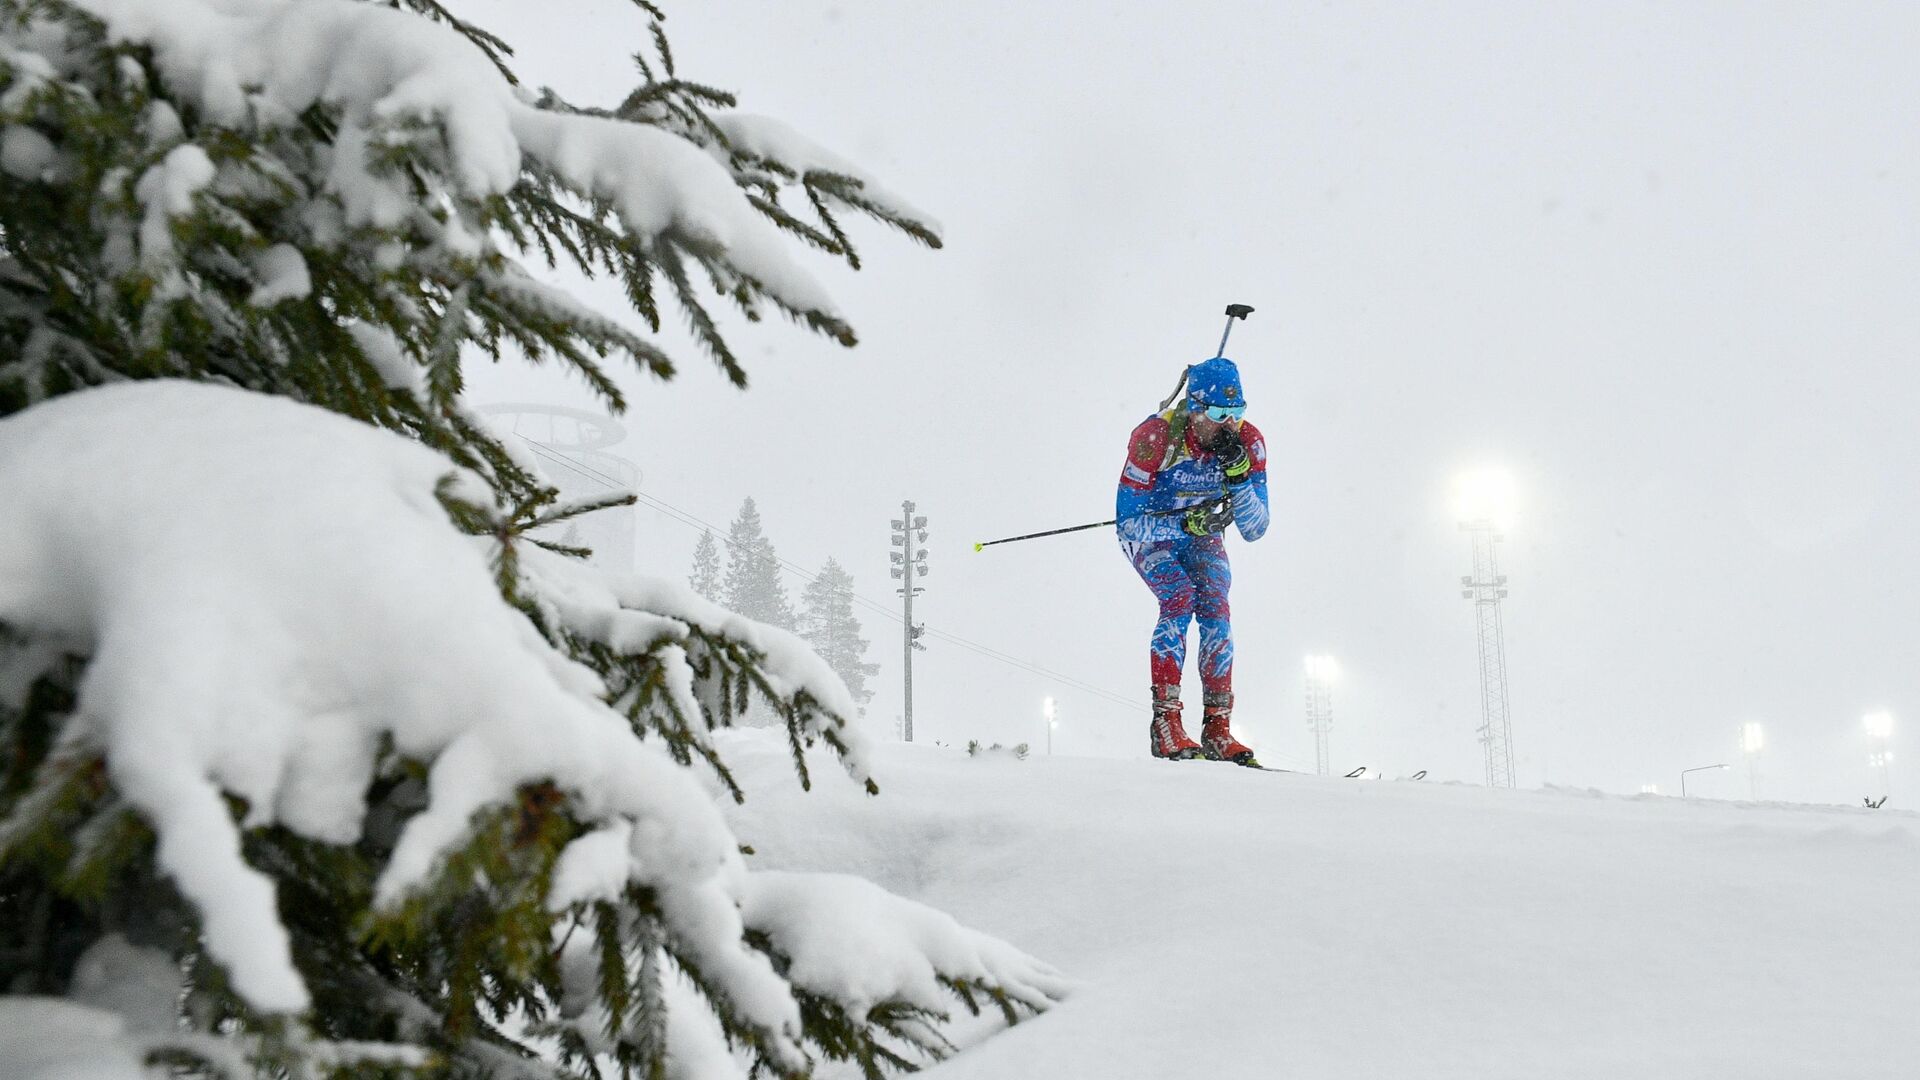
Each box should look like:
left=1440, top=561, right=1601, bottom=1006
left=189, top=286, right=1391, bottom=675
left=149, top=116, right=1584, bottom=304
left=0, top=382, right=1056, bottom=1077
left=66, top=0, right=869, bottom=323
left=711, top=113, right=943, bottom=270
left=713, top=114, right=937, bottom=236
left=0, top=381, right=752, bottom=1016
left=744, top=870, right=1069, bottom=1021
left=520, top=545, right=876, bottom=799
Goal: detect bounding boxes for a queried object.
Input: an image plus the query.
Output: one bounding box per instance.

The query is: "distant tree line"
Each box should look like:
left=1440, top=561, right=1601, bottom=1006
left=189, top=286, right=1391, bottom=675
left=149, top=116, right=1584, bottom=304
left=691, top=497, right=878, bottom=714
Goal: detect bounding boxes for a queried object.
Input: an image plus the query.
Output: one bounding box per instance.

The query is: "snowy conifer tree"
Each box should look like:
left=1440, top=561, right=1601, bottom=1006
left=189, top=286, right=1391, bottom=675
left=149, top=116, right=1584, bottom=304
left=0, top=2, right=1062, bottom=1077
left=799, top=559, right=879, bottom=710
left=721, top=498, right=797, bottom=631
left=689, top=528, right=723, bottom=601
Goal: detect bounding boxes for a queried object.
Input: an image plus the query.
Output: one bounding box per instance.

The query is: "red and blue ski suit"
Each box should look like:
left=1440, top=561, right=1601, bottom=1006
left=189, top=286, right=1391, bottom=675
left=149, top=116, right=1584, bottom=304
left=1116, top=412, right=1271, bottom=693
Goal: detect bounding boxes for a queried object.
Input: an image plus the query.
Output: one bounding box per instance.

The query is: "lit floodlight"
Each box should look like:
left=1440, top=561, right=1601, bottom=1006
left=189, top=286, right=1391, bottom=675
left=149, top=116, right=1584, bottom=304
left=1741, top=722, right=1765, bottom=754
left=1304, top=654, right=1340, bottom=681
left=1453, top=466, right=1518, bottom=529
left=1639, top=784, right=1659, bottom=795
left=1864, top=711, right=1894, bottom=740
left=1043, top=696, right=1057, bottom=727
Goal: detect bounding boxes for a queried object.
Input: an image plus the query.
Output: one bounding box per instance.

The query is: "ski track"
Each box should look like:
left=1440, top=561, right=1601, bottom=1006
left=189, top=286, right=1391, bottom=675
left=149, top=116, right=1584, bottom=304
left=721, top=733, right=1920, bottom=1080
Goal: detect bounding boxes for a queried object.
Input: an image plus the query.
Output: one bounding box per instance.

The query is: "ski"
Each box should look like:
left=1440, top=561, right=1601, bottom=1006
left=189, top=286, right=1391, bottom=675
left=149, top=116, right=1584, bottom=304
left=1188, top=761, right=1370, bottom=775
left=1166, top=758, right=1425, bottom=780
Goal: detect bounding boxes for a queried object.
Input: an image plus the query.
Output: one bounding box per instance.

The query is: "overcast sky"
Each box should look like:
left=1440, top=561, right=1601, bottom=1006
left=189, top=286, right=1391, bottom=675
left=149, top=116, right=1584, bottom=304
left=461, top=0, right=1919, bottom=804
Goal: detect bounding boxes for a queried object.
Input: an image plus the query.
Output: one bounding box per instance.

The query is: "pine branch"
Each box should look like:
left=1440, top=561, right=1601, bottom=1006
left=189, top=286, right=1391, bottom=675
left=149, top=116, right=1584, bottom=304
left=390, top=0, right=521, bottom=85
left=655, top=241, right=749, bottom=386
left=650, top=22, right=674, bottom=79
left=526, top=490, right=639, bottom=531
left=809, top=172, right=944, bottom=252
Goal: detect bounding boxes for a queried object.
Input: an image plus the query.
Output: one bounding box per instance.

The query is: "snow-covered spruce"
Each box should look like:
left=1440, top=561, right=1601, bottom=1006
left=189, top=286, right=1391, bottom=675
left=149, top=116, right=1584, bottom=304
left=0, top=0, right=937, bottom=427
left=0, top=381, right=1062, bottom=1076
left=0, top=0, right=1045, bottom=1073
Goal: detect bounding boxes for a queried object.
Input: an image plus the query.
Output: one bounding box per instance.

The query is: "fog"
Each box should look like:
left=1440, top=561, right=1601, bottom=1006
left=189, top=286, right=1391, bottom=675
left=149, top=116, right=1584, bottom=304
left=461, top=0, right=1919, bottom=804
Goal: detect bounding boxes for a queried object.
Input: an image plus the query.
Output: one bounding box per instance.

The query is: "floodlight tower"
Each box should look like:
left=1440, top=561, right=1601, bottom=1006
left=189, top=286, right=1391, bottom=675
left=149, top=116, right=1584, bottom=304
left=890, top=502, right=929, bottom=741
left=1304, top=655, right=1338, bottom=775
left=1865, top=711, right=1894, bottom=803
left=1741, top=722, right=1765, bottom=800
left=1456, top=468, right=1517, bottom=788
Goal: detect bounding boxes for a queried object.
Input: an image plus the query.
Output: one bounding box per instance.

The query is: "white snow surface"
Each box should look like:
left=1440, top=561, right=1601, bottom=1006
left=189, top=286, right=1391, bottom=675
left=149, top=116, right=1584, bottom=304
left=68, top=0, right=847, bottom=316
left=721, top=732, right=1920, bottom=1080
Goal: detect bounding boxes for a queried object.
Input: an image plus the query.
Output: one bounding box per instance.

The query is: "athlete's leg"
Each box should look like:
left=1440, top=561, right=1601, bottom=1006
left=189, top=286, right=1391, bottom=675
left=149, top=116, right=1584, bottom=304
left=1123, top=538, right=1196, bottom=687
left=1123, top=537, right=1203, bottom=758
left=1182, top=536, right=1233, bottom=696
left=1181, top=537, right=1256, bottom=763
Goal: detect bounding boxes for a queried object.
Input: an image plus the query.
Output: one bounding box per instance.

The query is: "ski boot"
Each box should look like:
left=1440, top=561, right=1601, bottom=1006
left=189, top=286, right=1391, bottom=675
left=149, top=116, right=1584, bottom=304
left=1148, top=685, right=1204, bottom=760
left=1200, top=691, right=1259, bottom=767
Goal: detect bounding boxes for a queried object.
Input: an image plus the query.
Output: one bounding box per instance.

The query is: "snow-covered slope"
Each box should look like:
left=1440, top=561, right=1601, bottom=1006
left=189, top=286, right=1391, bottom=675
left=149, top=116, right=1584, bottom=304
left=723, top=735, right=1920, bottom=1079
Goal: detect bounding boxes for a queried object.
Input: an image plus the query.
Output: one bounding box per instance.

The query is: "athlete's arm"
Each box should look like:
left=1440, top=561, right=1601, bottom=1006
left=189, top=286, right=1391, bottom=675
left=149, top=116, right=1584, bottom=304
left=1115, top=417, right=1184, bottom=543
left=1228, top=421, right=1271, bottom=542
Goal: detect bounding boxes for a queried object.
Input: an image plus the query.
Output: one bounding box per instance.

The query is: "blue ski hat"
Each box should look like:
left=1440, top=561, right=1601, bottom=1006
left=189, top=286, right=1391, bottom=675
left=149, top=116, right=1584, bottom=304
left=1185, top=356, right=1245, bottom=408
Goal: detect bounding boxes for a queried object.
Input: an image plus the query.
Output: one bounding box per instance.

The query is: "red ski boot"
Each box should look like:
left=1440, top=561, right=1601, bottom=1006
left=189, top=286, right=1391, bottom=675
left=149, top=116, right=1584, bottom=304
left=1148, top=685, right=1203, bottom=760
left=1200, top=691, right=1258, bottom=767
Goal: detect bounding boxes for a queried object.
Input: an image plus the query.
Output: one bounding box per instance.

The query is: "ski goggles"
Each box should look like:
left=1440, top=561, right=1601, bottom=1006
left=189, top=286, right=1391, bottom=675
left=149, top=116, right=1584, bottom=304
left=1197, top=403, right=1246, bottom=423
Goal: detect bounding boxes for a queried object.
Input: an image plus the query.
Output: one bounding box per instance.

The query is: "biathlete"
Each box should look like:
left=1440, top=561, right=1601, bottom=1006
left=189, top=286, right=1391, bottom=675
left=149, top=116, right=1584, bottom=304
left=1114, top=356, right=1270, bottom=765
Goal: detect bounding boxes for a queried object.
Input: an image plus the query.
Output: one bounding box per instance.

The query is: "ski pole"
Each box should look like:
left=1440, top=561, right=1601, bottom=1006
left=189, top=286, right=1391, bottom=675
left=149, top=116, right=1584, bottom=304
left=1214, top=303, right=1254, bottom=358
left=973, top=499, right=1226, bottom=552
left=973, top=519, right=1115, bottom=551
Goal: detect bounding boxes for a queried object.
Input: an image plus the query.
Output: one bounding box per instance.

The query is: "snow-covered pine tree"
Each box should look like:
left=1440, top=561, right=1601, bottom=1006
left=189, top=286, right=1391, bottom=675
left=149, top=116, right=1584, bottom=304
left=689, top=528, right=723, bottom=601
left=721, top=497, right=797, bottom=630
left=0, top=2, right=1061, bottom=1077
left=799, top=558, right=879, bottom=710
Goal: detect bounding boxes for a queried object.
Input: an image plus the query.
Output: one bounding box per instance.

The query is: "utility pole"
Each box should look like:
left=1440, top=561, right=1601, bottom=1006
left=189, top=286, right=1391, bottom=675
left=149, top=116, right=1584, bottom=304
left=1459, top=514, right=1516, bottom=788
left=1304, top=655, right=1337, bottom=775
left=890, top=502, right=928, bottom=741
